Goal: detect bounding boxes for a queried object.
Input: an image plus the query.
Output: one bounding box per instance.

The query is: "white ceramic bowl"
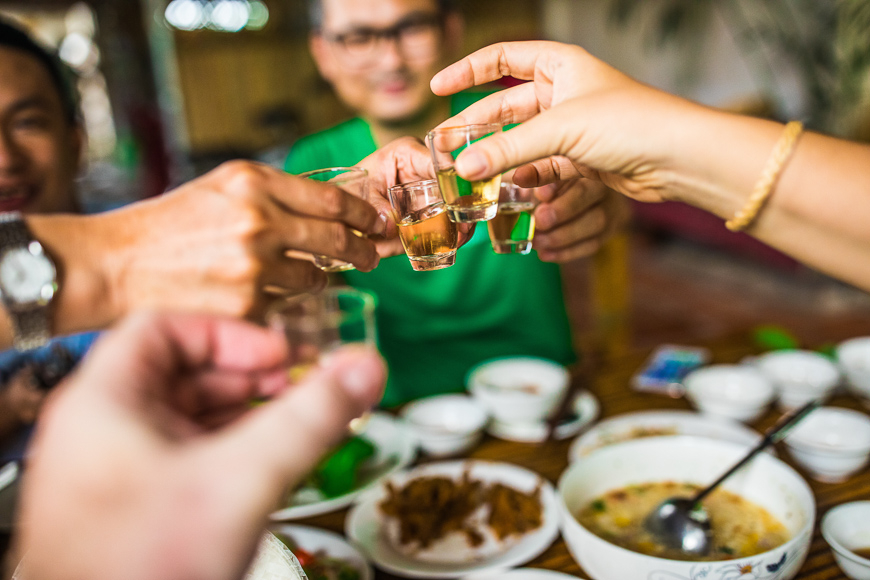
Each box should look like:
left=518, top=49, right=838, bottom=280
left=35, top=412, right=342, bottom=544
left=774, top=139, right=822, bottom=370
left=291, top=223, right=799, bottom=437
left=755, top=350, right=841, bottom=411
left=784, top=406, right=870, bottom=483
left=568, top=410, right=764, bottom=460
left=684, top=364, right=775, bottom=423
left=558, top=436, right=815, bottom=580
left=400, top=394, right=489, bottom=457
left=822, top=501, right=870, bottom=580
left=838, top=337, right=870, bottom=407
left=468, top=357, right=570, bottom=425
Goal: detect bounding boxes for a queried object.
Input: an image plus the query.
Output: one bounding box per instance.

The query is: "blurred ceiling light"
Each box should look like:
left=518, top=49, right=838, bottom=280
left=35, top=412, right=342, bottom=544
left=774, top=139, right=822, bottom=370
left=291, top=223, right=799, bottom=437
left=208, top=0, right=250, bottom=32
left=59, top=32, right=95, bottom=69
left=164, top=0, right=206, bottom=32
left=245, top=1, right=269, bottom=30
left=164, top=0, right=268, bottom=32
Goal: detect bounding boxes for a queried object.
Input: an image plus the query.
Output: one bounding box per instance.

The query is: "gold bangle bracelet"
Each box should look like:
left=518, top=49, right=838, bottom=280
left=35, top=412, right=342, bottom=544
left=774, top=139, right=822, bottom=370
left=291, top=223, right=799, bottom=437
left=725, top=120, right=804, bottom=232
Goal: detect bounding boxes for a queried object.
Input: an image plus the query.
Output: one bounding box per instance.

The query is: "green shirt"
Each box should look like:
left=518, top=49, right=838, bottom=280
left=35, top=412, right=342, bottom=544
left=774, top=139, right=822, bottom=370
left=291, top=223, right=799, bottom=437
left=285, top=94, right=575, bottom=407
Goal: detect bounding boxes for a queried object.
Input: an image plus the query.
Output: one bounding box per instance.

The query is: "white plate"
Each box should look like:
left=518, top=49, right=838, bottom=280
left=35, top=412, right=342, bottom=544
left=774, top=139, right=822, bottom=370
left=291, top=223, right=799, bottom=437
left=568, top=409, right=763, bottom=462
left=271, top=412, right=417, bottom=520
left=270, top=524, right=374, bottom=580
left=463, top=569, right=586, bottom=580
left=346, top=460, right=560, bottom=579
left=487, top=391, right=599, bottom=443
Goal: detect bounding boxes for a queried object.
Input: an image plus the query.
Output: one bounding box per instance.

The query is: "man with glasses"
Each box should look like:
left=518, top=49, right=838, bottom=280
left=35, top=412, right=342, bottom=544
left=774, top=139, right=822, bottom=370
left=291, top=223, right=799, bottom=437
left=287, top=0, right=625, bottom=407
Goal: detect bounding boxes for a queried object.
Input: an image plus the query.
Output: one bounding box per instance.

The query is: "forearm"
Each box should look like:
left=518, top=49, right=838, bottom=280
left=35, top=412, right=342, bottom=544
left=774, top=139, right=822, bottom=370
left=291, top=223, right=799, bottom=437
left=665, top=109, right=870, bottom=288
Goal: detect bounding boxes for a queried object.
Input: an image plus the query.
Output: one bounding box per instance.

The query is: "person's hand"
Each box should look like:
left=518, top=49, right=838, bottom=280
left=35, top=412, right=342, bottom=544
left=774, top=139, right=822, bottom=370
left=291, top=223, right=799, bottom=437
left=95, top=161, right=383, bottom=322
left=430, top=41, right=706, bottom=203
left=0, top=369, right=45, bottom=444
left=533, top=177, right=630, bottom=262
left=15, top=312, right=386, bottom=580
left=357, top=137, right=474, bottom=258
left=5, top=369, right=44, bottom=425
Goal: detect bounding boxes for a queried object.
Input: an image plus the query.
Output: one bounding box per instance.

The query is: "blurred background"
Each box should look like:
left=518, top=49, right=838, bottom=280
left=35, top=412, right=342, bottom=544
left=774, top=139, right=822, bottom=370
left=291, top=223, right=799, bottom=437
left=2, top=0, right=870, bottom=354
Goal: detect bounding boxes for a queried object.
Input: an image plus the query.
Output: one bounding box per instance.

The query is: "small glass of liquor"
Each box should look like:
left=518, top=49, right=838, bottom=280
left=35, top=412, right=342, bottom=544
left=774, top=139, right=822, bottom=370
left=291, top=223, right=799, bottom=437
left=298, top=167, right=369, bottom=272
left=267, top=286, right=377, bottom=433
left=488, top=181, right=539, bottom=255
left=426, top=123, right=503, bottom=223
left=267, top=287, right=377, bottom=381
left=388, top=179, right=459, bottom=271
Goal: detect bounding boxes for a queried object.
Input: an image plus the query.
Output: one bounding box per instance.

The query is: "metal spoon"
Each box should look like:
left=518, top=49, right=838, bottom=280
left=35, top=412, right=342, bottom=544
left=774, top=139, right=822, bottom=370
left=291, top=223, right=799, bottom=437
left=643, top=398, right=821, bottom=557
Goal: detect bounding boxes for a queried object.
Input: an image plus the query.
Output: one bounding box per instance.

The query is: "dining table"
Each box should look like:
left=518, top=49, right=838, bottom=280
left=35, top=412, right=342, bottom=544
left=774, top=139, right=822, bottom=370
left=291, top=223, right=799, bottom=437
left=294, top=331, right=865, bottom=579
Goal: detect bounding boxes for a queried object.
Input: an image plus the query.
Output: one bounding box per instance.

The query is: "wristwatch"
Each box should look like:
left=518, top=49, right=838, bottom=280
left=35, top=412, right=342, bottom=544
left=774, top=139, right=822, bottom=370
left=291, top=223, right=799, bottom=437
left=0, top=212, right=57, bottom=350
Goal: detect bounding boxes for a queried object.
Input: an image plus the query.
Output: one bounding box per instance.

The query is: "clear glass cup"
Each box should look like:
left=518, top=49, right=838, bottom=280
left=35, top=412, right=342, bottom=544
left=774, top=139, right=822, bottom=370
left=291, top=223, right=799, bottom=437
left=426, top=123, right=503, bottom=223
left=298, top=167, right=369, bottom=272
left=388, top=179, right=459, bottom=271
left=267, top=287, right=377, bottom=382
left=487, top=181, right=539, bottom=255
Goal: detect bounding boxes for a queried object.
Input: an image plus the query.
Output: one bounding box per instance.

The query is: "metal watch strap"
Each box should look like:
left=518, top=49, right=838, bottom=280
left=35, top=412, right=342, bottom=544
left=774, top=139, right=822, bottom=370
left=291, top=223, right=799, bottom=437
left=11, top=308, right=51, bottom=351
left=0, top=212, right=53, bottom=351
left=0, top=212, right=31, bottom=248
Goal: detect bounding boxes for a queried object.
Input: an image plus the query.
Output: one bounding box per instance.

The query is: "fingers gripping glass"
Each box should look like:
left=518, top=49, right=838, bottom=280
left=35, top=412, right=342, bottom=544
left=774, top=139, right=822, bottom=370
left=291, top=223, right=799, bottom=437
left=323, top=13, right=442, bottom=65
left=299, top=167, right=369, bottom=273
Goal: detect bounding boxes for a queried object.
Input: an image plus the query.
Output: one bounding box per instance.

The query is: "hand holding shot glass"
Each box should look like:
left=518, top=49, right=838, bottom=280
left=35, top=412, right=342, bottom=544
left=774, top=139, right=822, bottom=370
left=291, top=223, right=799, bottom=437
left=426, top=123, right=503, bottom=223
left=299, top=167, right=369, bottom=272
left=487, top=180, right=539, bottom=255
left=388, top=179, right=459, bottom=271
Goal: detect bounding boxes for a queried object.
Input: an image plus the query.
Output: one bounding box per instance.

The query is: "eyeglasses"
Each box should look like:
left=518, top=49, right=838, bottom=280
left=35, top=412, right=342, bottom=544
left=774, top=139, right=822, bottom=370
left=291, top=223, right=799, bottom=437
left=322, top=13, right=442, bottom=66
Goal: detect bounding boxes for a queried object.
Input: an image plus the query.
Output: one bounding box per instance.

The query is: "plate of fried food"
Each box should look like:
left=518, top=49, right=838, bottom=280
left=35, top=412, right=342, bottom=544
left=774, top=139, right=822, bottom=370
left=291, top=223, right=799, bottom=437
left=271, top=412, right=417, bottom=520
left=345, top=460, right=560, bottom=578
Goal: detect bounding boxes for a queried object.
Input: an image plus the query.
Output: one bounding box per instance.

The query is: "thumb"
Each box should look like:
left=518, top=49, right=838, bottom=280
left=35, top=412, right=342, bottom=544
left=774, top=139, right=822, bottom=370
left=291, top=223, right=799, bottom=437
left=454, top=104, right=579, bottom=182
left=210, top=346, right=386, bottom=498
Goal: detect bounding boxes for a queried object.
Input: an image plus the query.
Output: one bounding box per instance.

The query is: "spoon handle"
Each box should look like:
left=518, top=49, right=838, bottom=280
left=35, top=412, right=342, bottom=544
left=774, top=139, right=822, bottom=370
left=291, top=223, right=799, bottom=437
left=691, top=398, right=822, bottom=505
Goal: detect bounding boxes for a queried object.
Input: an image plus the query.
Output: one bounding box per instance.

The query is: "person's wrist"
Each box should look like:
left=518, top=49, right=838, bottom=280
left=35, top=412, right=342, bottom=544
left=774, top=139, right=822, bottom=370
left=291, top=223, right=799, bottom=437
left=27, top=214, right=122, bottom=334
left=661, top=109, right=787, bottom=219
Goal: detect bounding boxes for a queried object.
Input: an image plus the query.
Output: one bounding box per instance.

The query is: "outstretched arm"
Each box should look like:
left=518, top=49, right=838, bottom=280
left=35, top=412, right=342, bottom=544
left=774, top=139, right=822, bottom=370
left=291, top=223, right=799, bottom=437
left=430, top=41, right=870, bottom=289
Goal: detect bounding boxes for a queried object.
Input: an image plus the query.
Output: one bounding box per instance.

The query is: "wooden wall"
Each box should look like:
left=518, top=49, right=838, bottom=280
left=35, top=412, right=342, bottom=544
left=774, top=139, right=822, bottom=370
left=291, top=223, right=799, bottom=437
left=172, top=0, right=542, bottom=157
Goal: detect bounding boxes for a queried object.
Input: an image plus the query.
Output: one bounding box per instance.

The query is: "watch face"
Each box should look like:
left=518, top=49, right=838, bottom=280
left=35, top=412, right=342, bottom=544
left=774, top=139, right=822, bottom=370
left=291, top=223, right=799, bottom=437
left=0, top=246, right=56, bottom=304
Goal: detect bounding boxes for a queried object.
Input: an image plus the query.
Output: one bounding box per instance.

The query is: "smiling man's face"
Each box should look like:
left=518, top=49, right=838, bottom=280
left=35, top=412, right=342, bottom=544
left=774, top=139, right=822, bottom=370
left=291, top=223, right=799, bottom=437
left=311, top=0, right=460, bottom=125
left=0, top=46, right=80, bottom=214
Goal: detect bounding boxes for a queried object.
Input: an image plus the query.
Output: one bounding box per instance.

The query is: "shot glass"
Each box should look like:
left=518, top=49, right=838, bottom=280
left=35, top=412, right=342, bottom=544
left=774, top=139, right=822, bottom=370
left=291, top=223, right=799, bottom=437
left=298, top=167, right=369, bottom=272
left=388, top=179, right=459, bottom=271
left=487, top=181, right=538, bottom=255
left=426, top=123, right=503, bottom=223
left=267, top=287, right=377, bottom=433
left=267, top=287, right=377, bottom=381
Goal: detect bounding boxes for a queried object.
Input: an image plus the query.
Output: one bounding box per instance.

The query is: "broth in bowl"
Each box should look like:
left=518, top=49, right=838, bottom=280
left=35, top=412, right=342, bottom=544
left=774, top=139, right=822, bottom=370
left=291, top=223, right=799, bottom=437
left=577, top=481, right=789, bottom=561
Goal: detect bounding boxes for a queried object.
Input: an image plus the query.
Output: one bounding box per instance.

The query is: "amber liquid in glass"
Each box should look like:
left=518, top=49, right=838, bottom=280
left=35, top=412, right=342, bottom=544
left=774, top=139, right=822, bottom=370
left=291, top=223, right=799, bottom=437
left=487, top=201, right=536, bottom=254
left=397, top=202, right=458, bottom=271
left=436, top=168, right=500, bottom=223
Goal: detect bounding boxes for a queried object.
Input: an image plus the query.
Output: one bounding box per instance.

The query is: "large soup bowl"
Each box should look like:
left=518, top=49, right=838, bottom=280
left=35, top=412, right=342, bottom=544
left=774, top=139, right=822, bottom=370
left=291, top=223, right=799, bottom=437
left=557, top=436, right=815, bottom=580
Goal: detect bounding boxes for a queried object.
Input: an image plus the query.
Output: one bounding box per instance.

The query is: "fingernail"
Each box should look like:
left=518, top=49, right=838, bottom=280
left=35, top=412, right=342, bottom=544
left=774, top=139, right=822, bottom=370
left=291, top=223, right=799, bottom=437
left=376, top=212, right=389, bottom=236
left=456, top=151, right=488, bottom=178
left=337, top=351, right=385, bottom=403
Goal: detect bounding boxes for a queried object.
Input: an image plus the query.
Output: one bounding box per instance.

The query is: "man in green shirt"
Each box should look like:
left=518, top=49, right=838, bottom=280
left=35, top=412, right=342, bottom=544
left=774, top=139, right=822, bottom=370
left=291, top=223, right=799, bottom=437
left=288, top=0, right=623, bottom=407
